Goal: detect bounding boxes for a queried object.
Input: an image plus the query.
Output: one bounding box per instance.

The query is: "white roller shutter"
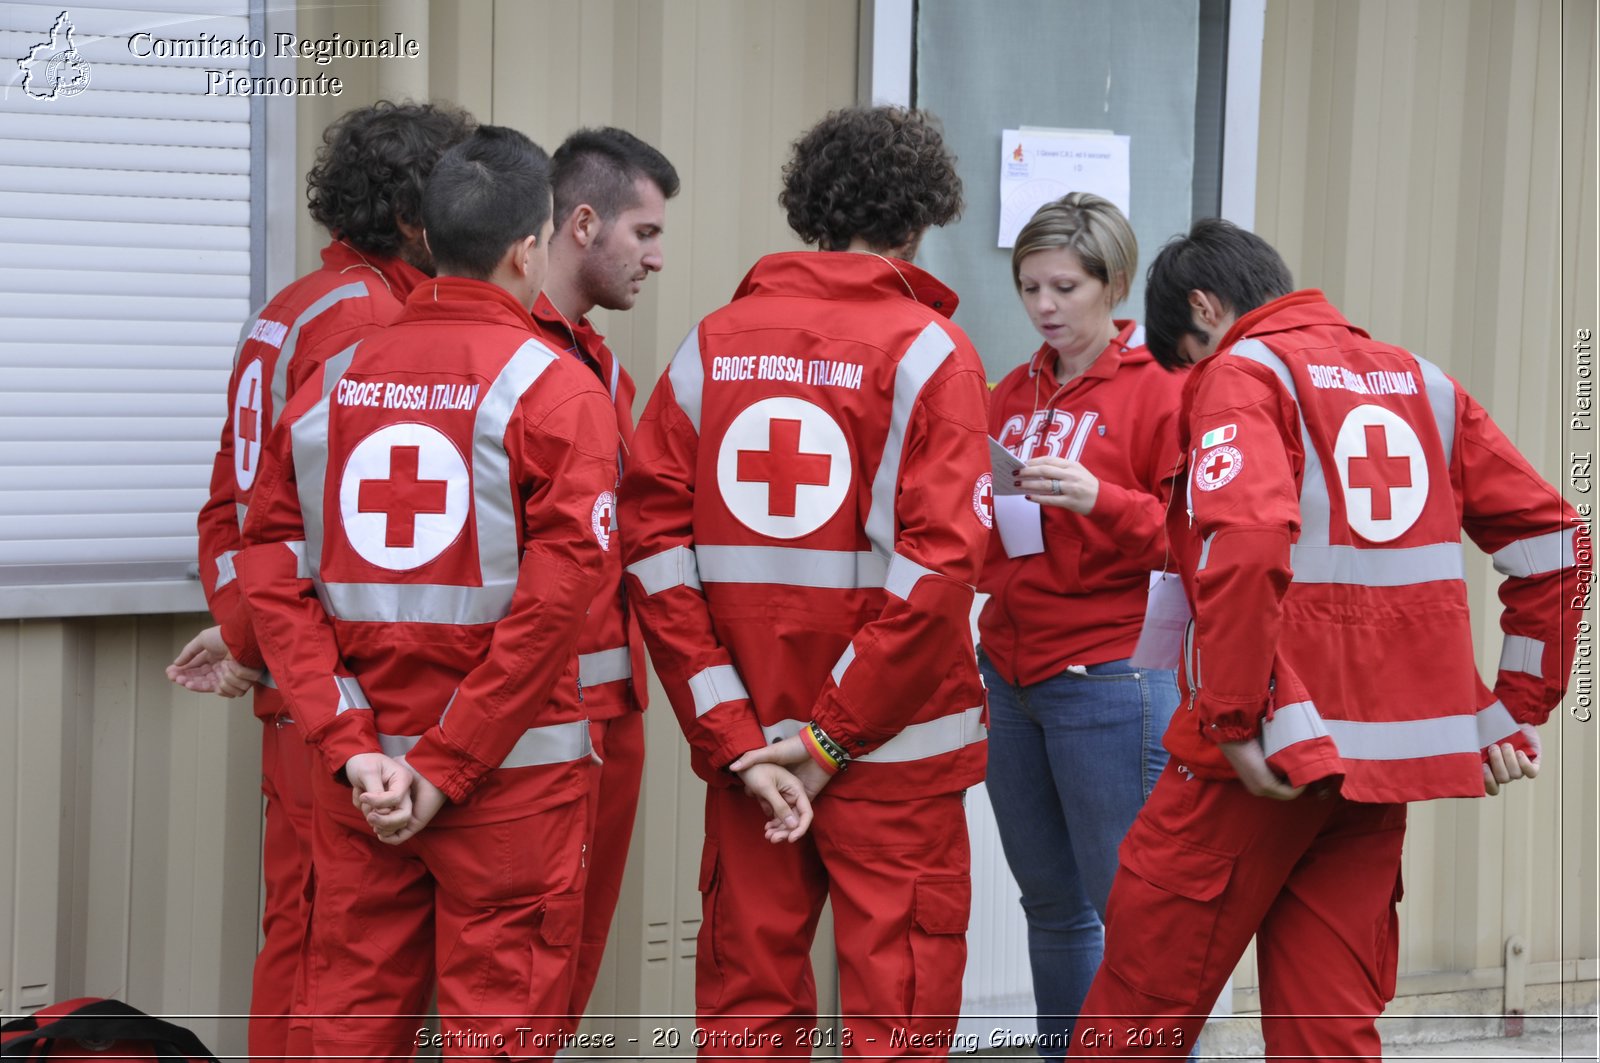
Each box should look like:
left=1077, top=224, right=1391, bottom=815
left=0, top=0, right=267, bottom=617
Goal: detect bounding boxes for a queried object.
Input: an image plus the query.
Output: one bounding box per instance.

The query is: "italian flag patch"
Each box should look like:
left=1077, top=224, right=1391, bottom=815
left=1200, top=424, right=1237, bottom=448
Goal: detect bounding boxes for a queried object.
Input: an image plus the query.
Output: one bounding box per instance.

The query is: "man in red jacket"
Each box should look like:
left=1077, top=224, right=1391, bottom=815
left=622, top=106, right=990, bottom=1056
left=1071, top=219, right=1586, bottom=1060
left=530, top=126, right=679, bottom=1026
left=164, top=100, right=472, bottom=1063
left=222, top=126, right=617, bottom=1061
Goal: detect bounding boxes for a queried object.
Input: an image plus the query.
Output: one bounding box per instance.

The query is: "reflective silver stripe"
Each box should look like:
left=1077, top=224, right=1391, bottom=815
left=231, top=301, right=266, bottom=367
left=1475, top=701, right=1520, bottom=746
left=864, top=322, right=958, bottom=558
left=884, top=551, right=940, bottom=600
left=579, top=646, right=632, bottom=687
left=1411, top=352, right=1458, bottom=461
left=1289, top=542, right=1464, bottom=586
left=626, top=545, right=703, bottom=595
left=695, top=545, right=887, bottom=589
left=301, top=338, right=561, bottom=625
left=471, top=339, right=561, bottom=601
left=235, top=502, right=248, bottom=530
left=284, top=539, right=310, bottom=578
left=270, top=282, right=371, bottom=428
left=1492, top=529, right=1576, bottom=578
left=1228, top=338, right=1333, bottom=548
left=1259, top=700, right=1330, bottom=756
left=321, top=583, right=511, bottom=625
left=761, top=718, right=806, bottom=743
left=1197, top=534, right=1215, bottom=572
left=1499, top=635, right=1545, bottom=677
left=667, top=325, right=704, bottom=433
left=378, top=719, right=593, bottom=768
left=334, top=675, right=370, bottom=715
left=608, top=352, right=621, bottom=401
left=856, top=706, right=986, bottom=763
left=688, top=664, right=749, bottom=717
left=1263, top=699, right=1518, bottom=761
left=830, top=643, right=857, bottom=686
left=214, top=549, right=238, bottom=589
left=320, top=342, right=360, bottom=398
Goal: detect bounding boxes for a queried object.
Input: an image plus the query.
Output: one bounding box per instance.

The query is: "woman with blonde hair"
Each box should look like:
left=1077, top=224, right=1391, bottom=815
left=979, top=192, right=1185, bottom=1059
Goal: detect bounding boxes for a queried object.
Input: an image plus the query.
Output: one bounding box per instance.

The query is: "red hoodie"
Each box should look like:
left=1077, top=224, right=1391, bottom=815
left=978, top=322, right=1186, bottom=684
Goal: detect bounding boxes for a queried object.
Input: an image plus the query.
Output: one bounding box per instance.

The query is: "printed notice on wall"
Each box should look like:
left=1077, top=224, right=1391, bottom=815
left=998, top=128, right=1131, bottom=248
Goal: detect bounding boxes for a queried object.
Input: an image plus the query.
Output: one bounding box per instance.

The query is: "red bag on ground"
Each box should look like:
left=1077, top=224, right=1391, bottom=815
left=1, top=998, right=218, bottom=1061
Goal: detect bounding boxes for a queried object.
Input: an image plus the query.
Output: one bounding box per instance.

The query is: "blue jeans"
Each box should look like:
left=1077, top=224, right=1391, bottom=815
left=979, top=653, right=1180, bottom=1062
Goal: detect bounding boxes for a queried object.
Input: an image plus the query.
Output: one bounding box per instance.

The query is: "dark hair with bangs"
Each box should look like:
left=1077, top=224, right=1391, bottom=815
left=306, top=100, right=475, bottom=256
left=550, top=127, right=680, bottom=225
left=780, top=106, right=963, bottom=252
left=422, top=126, right=552, bottom=280
left=1144, top=218, right=1295, bottom=369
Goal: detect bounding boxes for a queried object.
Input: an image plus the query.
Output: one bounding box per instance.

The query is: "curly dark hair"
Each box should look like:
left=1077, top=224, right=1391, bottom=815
left=780, top=106, right=963, bottom=252
left=306, top=100, right=476, bottom=257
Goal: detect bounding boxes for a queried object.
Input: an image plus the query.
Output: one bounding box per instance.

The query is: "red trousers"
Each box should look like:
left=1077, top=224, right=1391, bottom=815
left=302, top=769, right=589, bottom=1062
left=695, top=786, right=971, bottom=1060
left=249, top=711, right=315, bottom=1063
left=1070, top=763, right=1407, bottom=1063
left=568, top=713, right=645, bottom=1024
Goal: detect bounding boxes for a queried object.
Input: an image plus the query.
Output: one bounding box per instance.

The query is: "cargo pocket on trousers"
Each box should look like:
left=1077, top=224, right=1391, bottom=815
left=1377, top=865, right=1404, bottom=1002
left=1104, top=819, right=1234, bottom=1005
left=695, top=840, right=724, bottom=1010
left=907, top=874, right=970, bottom=1019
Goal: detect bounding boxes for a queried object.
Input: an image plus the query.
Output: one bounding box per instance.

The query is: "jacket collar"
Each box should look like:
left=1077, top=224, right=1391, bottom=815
left=399, top=275, right=538, bottom=330
left=1031, top=319, right=1143, bottom=383
left=731, top=251, right=960, bottom=319
left=319, top=239, right=429, bottom=301
left=1218, top=289, right=1369, bottom=352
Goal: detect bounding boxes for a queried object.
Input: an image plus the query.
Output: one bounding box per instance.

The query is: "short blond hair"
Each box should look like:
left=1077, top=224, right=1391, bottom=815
left=1011, top=192, right=1138, bottom=305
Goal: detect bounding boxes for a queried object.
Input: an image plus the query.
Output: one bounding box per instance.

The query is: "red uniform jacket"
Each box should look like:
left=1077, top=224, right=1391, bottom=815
left=196, top=240, right=425, bottom=719
left=978, top=322, right=1185, bottom=682
left=226, top=278, right=619, bottom=823
left=530, top=293, right=649, bottom=720
left=621, top=252, right=992, bottom=801
left=1168, top=291, right=1586, bottom=802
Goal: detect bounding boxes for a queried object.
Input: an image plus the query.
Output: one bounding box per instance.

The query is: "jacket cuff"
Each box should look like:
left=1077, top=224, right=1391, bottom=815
left=405, top=730, right=493, bottom=805
left=219, top=600, right=264, bottom=669
left=810, top=686, right=887, bottom=757
left=1088, top=479, right=1137, bottom=529
left=1195, top=691, right=1265, bottom=744
left=708, top=711, right=772, bottom=774
left=313, top=711, right=382, bottom=781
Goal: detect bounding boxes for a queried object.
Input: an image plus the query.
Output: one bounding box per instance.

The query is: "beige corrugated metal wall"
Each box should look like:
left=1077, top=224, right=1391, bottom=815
left=1241, top=0, right=1598, bottom=1007
left=4, top=1, right=1594, bottom=1056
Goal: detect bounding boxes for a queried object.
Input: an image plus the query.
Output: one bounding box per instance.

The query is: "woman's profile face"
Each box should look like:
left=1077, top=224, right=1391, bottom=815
left=1016, top=246, right=1115, bottom=359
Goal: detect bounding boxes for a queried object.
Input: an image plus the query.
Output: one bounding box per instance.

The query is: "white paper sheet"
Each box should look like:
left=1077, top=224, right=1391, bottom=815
left=988, top=436, right=1028, bottom=496
left=1129, top=571, right=1190, bottom=670
left=998, top=128, right=1132, bottom=248
left=994, top=494, right=1044, bottom=558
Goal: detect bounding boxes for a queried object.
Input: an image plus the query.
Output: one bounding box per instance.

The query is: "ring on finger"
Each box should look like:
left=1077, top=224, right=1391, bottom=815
left=1051, top=478, right=1062, bottom=495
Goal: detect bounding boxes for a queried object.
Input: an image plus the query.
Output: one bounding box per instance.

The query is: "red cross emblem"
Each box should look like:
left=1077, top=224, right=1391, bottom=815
left=973, top=472, right=994, bottom=528
left=1346, top=424, right=1411, bottom=521
left=233, top=359, right=265, bottom=491
left=591, top=491, right=616, bottom=551
left=358, top=445, right=450, bottom=548
left=737, top=418, right=832, bottom=518
left=237, top=378, right=259, bottom=472
left=1195, top=444, right=1243, bottom=492
left=1334, top=404, right=1428, bottom=542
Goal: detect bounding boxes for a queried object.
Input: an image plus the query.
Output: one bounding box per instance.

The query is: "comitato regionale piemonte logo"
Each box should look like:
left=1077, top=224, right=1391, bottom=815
left=16, top=10, right=92, bottom=100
